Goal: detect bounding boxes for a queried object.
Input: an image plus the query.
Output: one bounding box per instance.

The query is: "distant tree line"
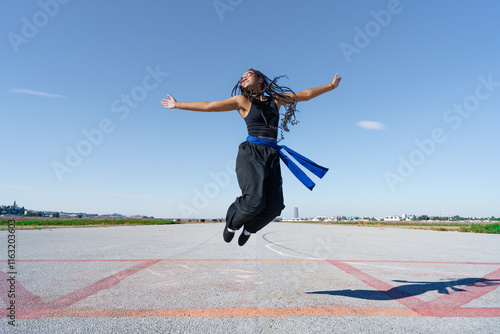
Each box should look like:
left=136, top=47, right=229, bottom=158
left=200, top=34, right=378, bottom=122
left=411, top=215, right=499, bottom=221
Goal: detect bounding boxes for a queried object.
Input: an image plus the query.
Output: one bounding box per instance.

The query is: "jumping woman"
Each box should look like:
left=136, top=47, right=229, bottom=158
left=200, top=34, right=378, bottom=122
left=161, top=69, right=342, bottom=246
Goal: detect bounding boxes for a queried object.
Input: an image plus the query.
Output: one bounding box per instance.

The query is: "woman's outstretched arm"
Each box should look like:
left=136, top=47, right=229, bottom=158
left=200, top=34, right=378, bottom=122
left=161, top=95, right=244, bottom=112
left=286, top=73, right=342, bottom=104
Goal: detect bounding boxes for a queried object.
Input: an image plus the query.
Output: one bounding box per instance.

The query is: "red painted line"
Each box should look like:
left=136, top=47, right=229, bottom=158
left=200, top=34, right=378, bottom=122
left=411, top=307, right=500, bottom=317
left=336, top=260, right=500, bottom=266
left=48, top=306, right=420, bottom=318
left=28, top=306, right=500, bottom=319
left=1, top=259, right=322, bottom=263
left=1, top=259, right=499, bottom=265
left=1, top=260, right=161, bottom=320
left=42, top=260, right=162, bottom=313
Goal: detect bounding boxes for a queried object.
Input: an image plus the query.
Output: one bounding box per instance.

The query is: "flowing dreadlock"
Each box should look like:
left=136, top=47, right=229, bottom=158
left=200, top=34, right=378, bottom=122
left=231, top=69, right=298, bottom=141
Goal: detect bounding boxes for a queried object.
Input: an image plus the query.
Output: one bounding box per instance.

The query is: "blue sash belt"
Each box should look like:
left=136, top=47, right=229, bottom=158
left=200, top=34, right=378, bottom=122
left=246, top=136, right=329, bottom=190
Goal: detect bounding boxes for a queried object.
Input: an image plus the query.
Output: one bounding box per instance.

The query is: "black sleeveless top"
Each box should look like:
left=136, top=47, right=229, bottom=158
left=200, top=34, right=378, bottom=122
left=243, top=98, right=279, bottom=139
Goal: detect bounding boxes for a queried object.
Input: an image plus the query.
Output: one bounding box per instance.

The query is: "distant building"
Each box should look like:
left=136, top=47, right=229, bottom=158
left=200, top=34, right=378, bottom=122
left=384, top=216, right=401, bottom=221
left=294, top=207, right=299, bottom=219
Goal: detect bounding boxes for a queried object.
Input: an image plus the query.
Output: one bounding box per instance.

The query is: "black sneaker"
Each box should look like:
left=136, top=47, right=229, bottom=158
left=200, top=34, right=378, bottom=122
left=223, top=221, right=235, bottom=243
left=238, top=230, right=251, bottom=246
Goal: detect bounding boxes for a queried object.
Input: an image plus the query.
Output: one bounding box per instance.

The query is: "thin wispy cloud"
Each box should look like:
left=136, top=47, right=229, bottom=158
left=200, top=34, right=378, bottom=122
left=356, top=120, right=387, bottom=130
left=9, top=88, right=68, bottom=98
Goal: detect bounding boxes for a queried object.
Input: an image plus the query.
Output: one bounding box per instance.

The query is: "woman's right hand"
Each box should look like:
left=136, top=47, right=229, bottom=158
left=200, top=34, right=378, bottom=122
left=161, top=95, right=177, bottom=109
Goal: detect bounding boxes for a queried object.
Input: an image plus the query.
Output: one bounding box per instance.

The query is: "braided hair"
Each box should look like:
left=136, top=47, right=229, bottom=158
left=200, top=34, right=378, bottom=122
left=231, top=69, right=298, bottom=141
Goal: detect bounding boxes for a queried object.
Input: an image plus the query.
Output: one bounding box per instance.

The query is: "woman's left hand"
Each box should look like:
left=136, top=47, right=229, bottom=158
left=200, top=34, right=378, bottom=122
left=331, top=73, right=342, bottom=89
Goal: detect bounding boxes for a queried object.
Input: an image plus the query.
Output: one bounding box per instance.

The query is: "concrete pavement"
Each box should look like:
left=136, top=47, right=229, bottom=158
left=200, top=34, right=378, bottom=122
left=1, top=222, right=499, bottom=333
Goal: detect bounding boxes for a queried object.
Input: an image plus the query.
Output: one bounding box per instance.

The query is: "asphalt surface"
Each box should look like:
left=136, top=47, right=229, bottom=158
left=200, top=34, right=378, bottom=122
left=1, top=222, right=499, bottom=333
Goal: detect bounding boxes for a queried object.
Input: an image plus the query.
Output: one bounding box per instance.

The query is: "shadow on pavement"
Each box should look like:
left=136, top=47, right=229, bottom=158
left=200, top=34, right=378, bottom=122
left=306, top=277, right=500, bottom=300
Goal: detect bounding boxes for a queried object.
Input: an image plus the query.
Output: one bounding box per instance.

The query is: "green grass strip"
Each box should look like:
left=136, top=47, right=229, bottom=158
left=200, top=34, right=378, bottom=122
left=459, top=223, right=500, bottom=234
left=0, top=219, right=179, bottom=226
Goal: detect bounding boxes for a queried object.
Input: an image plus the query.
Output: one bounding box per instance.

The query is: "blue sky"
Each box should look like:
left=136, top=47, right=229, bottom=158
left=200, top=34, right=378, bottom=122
left=1, top=0, right=499, bottom=219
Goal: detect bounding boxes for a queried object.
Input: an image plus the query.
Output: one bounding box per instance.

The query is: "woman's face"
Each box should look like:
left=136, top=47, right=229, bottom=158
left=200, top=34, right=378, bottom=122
left=240, top=71, right=262, bottom=91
